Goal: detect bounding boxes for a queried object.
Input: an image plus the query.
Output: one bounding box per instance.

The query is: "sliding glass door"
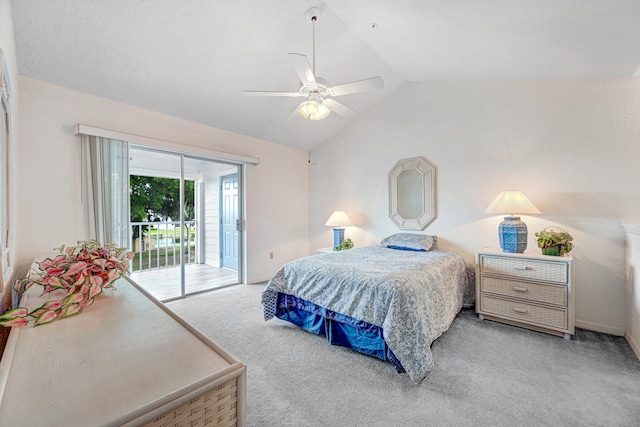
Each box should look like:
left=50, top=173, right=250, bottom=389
left=129, top=146, right=242, bottom=301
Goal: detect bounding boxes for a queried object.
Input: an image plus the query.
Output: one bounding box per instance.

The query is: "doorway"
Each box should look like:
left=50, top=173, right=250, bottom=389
left=128, top=146, right=242, bottom=301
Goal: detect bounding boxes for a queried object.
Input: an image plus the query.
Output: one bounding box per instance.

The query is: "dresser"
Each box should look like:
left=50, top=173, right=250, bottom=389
left=0, top=275, right=246, bottom=426
left=476, top=248, right=574, bottom=339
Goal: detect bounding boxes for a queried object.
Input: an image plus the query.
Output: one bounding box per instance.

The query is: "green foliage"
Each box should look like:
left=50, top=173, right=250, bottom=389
left=335, top=238, right=354, bottom=251
left=535, top=228, right=573, bottom=254
left=130, top=176, right=195, bottom=222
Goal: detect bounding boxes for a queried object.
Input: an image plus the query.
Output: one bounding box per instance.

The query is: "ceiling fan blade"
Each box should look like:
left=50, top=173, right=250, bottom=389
left=243, top=90, right=302, bottom=97
left=324, top=98, right=358, bottom=119
left=329, top=76, right=384, bottom=96
left=288, top=53, right=316, bottom=86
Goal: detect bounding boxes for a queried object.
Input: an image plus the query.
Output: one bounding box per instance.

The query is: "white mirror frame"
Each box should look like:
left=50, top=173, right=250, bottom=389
left=389, top=157, right=436, bottom=230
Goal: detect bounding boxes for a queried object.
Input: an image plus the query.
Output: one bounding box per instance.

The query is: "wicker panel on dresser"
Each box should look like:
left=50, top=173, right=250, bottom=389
left=476, top=248, right=574, bottom=339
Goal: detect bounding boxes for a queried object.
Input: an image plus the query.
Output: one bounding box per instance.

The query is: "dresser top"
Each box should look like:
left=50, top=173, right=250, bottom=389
left=0, top=276, right=242, bottom=426
left=478, top=247, right=573, bottom=262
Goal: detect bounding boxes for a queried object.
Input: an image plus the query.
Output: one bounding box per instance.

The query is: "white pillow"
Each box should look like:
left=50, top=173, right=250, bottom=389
left=380, top=233, right=438, bottom=251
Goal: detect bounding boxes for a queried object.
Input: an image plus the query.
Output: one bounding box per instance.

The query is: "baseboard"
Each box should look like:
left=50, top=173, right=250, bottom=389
left=625, top=331, right=640, bottom=360
left=574, top=319, right=625, bottom=336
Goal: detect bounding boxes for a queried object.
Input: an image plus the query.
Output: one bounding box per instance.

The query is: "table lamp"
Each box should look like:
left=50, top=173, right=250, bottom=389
left=324, top=211, right=352, bottom=249
left=484, top=190, right=540, bottom=253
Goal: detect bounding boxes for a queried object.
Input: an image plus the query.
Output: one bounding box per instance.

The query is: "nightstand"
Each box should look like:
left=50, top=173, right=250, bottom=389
left=316, top=247, right=335, bottom=254
left=476, top=247, right=574, bottom=339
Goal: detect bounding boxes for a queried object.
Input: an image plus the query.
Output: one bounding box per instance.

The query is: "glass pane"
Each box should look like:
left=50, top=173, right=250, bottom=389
left=129, top=148, right=183, bottom=300
left=183, top=157, right=240, bottom=296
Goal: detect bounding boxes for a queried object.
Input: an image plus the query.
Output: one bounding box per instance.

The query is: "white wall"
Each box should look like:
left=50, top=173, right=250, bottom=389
left=310, top=78, right=640, bottom=335
left=16, top=76, right=309, bottom=284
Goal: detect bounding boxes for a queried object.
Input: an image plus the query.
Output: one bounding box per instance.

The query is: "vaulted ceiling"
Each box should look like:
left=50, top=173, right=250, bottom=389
left=10, top=0, right=640, bottom=150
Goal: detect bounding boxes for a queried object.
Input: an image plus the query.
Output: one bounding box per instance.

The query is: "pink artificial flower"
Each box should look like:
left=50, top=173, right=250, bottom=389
left=63, top=304, right=82, bottom=318
left=89, top=275, right=104, bottom=288
left=1, top=307, right=28, bottom=318
left=38, top=258, right=55, bottom=270
left=34, top=310, right=58, bottom=326
left=80, top=298, right=94, bottom=308
left=42, top=300, right=63, bottom=311
left=45, top=267, right=65, bottom=276
left=43, top=276, right=64, bottom=289
left=107, top=269, right=121, bottom=283
left=0, top=317, right=29, bottom=327
left=1, top=240, right=133, bottom=328
left=89, top=282, right=102, bottom=299
left=65, top=261, right=89, bottom=277
left=65, top=292, right=85, bottom=305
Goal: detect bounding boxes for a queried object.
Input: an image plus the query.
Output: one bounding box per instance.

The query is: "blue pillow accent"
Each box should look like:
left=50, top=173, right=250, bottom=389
left=387, top=245, right=426, bottom=252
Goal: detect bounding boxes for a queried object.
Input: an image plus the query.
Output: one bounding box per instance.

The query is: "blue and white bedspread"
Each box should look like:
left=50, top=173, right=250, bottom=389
left=262, top=245, right=474, bottom=383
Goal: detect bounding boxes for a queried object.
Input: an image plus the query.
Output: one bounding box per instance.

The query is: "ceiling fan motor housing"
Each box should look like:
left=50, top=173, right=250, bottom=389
left=306, top=7, right=320, bottom=22
left=300, top=76, right=329, bottom=98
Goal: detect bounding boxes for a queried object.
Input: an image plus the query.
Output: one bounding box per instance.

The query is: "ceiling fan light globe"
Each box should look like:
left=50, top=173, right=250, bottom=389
left=307, top=100, right=320, bottom=115
left=311, top=102, right=331, bottom=120
left=297, top=99, right=331, bottom=120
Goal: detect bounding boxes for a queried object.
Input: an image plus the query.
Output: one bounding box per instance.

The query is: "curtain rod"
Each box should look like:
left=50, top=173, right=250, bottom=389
left=74, top=124, right=260, bottom=165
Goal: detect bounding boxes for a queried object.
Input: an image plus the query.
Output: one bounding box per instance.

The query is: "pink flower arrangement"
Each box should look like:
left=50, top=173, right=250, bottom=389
left=0, top=240, right=134, bottom=327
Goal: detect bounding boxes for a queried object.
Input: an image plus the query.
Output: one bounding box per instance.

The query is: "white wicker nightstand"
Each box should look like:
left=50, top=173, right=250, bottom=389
left=476, top=247, right=574, bottom=339
left=316, top=247, right=335, bottom=254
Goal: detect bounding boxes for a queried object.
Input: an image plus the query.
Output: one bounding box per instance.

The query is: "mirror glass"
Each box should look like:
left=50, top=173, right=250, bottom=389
left=396, top=169, right=422, bottom=218
left=389, top=157, right=436, bottom=230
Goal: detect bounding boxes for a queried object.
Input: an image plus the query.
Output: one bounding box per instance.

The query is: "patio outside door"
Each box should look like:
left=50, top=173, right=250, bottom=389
left=129, top=147, right=242, bottom=301
left=221, top=173, right=239, bottom=270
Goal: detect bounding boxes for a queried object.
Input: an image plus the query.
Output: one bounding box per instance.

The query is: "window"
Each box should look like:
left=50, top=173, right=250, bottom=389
left=0, top=48, right=13, bottom=290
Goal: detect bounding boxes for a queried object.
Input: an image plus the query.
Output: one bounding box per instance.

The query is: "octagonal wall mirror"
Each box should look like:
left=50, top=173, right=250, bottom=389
left=389, top=157, right=436, bottom=230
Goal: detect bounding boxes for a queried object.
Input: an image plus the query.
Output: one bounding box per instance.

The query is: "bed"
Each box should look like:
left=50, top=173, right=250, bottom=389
left=261, top=234, right=475, bottom=384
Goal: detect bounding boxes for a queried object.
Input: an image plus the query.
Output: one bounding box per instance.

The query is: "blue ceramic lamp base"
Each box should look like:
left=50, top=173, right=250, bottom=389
left=499, top=216, right=528, bottom=253
left=333, top=228, right=345, bottom=249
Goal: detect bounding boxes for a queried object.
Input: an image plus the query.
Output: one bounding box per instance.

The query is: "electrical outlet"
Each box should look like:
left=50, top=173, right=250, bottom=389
left=269, top=252, right=274, bottom=259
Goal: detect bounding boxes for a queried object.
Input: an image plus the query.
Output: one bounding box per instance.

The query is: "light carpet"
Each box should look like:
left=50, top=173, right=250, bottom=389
left=167, top=284, right=640, bottom=427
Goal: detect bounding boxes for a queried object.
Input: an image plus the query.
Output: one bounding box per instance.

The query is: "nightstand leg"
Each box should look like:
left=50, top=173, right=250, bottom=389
left=563, top=333, right=571, bottom=340
left=478, top=314, right=484, bottom=321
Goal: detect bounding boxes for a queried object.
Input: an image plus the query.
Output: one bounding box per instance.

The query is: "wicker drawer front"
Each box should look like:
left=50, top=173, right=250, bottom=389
left=144, top=379, right=238, bottom=427
left=480, top=255, right=568, bottom=284
left=481, top=295, right=568, bottom=330
left=480, top=276, right=567, bottom=306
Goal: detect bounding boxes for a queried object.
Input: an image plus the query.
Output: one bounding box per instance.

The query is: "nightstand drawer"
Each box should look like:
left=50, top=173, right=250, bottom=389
left=480, top=295, right=568, bottom=330
left=480, top=276, right=567, bottom=306
left=479, top=255, right=568, bottom=284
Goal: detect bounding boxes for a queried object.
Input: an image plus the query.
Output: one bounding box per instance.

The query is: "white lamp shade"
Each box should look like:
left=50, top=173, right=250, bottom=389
left=324, top=211, right=352, bottom=227
left=484, top=191, right=541, bottom=215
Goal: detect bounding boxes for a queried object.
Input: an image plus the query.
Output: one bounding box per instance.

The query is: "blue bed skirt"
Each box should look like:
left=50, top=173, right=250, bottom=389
left=275, top=293, right=405, bottom=373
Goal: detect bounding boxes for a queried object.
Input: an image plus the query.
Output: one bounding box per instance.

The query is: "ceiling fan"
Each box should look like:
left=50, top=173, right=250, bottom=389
left=243, top=7, right=384, bottom=120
